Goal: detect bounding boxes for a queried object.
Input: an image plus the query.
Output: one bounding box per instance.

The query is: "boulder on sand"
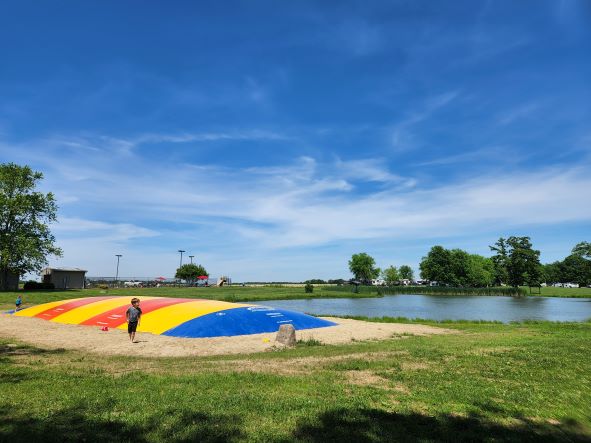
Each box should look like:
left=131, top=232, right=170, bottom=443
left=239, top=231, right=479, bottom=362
left=276, top=324, right=296, bottom=347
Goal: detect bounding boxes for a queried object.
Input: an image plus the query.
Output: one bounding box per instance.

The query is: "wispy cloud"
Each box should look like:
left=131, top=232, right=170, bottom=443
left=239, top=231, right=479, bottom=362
left=390, top=91, right=459, bottom=152
left=3, top=126, right=590, bottom=278
left=496, top=102, right=540, bottom=126
left=414, top=146, right=526, bottom=167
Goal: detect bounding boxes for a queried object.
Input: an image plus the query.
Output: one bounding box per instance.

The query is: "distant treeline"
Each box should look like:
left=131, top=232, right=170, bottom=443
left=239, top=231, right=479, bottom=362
left=323, top=285, right=526, bottom=296
left=376, top=286, right=527, bottom=296
left=346, top=238, right=590, bottom=289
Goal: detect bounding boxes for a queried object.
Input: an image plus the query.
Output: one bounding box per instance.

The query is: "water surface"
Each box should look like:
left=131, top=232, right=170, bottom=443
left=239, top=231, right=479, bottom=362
left=250, top=294, right=591, bottom=322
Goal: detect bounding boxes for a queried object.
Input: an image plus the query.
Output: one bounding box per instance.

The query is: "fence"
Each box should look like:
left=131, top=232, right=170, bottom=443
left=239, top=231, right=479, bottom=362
left=87, top=277, right=210, bottom=288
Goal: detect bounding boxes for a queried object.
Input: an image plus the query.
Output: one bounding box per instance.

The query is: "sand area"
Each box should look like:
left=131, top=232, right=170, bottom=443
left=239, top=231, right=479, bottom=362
left=0, top=314, right=454, bottom=357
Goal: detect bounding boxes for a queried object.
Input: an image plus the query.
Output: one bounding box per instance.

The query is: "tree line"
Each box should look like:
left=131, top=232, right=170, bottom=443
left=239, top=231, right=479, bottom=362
left=349, top=238, right=591, bottom=288
left=348, top=253, right=414, bottom=285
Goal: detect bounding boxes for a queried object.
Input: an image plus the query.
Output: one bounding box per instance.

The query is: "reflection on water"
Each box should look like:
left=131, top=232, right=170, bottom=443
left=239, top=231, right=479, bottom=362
left=250, top=294, right=591, bottom=322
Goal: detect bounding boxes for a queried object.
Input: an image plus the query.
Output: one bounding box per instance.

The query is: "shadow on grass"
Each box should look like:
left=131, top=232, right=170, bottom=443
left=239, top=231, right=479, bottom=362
left=0, top=406, right=245, bottom=443
left=288, top=408, right=590, bottom=443
left=0, top=344, right=66, bottom=365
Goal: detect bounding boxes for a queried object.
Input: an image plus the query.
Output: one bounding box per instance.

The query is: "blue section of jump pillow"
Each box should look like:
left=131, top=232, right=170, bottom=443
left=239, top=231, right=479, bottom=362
left=162, top=306, right=337, bottom=338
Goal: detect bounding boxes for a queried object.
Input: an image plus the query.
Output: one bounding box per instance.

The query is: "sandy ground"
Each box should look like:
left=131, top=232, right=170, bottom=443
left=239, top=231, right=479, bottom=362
left=0, top=314, right=455, bottom=357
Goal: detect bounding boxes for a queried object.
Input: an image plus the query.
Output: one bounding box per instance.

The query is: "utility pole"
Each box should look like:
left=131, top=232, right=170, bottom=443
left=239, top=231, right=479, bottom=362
left=178, top=250, right=185, bottom=268
left=189, top=255, right=194, bottom=264
left=115, top=254, right=122, bottom=287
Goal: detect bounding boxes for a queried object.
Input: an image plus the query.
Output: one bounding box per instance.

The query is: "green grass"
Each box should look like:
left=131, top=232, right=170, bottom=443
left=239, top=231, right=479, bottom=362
left=1, top=320, right=590, bottom=442
left=0, top=285, right=375, bottom=310
left=530, top=286, right=591, bottom=298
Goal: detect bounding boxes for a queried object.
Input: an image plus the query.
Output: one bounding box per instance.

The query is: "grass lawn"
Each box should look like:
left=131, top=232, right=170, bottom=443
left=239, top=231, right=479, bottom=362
left=1, top=319, right=590, bottom=442
left=0, top=285, right=372, bottom=310
left=531, top=286, right=591, bottom=298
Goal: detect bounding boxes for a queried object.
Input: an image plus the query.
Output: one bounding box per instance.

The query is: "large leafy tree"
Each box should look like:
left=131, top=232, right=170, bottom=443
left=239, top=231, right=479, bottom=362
left=348, top=253, right=380, bottom=284
left=559, top=254, right=591, bottom=287
left=175, top=263, right=208, bottom=283
left=466, top=254, right=495, bottom=287
left=398, top=265, right=414, bottom=281
left=491, top=236, right=541, bottom=287
left=420, top=245, right=494, bottom=287
left=381, top=266, right=399, bottom=285
left=0, top=163, right=62, bottom=290
left=541, top=262, right=561, bottom=284
left=419, top=246, right=451, bottom=284
left=489, top=238, right=509, bottom=285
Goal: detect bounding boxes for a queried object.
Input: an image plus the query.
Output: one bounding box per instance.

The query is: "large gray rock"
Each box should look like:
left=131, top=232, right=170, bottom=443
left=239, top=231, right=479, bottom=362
left=276, top=324, right=296, bottom=347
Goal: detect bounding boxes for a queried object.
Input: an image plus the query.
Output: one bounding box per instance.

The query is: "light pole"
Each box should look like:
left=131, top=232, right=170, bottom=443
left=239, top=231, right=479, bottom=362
left=189, top=255, right=194, bottom=264
left=115, top=254, right=122, bottom=287
left=178, top=250, right=185, bottom=268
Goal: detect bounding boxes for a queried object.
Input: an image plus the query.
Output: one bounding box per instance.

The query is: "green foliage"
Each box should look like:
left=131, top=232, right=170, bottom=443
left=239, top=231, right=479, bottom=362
left=489, top=238, right=509, bottom=285
left=382, top=266, right=399, bottom=285
left=22, top=281, right=55, bottom=290
left=572, top=241, right=591, bottom=259
left=175, top=263, right=208, bottom=282
left=490, top=237, right=542, bottom=287
left=0, top=163, right=62, bottom=290
left=305, top=279, right=326, bottom=284
left=348, top=252, right=380, bottom=283
left=304, top=283, right=314, bottom=293
left=376, top=285, right=527, bottom=296
left=398, top=265, right=414, bottom=281
left=296, top=337, right=323, bottom=347
left=420, top=246, right=494, bottom=287
left=466, top=254, right=495, bottom=287
left=551, top=254, right=591, bottom=286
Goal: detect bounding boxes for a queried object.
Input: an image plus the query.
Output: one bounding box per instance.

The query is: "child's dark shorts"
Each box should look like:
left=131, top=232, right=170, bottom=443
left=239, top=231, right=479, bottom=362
left=128, top=321, right=138, bottom=333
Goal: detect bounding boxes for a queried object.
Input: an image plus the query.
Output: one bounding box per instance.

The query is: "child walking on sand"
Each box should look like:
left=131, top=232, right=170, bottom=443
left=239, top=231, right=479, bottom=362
left=126, top=297, right=142, bottom=343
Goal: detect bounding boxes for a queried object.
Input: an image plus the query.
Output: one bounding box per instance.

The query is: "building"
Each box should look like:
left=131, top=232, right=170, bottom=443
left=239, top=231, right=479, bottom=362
left=41, top=267, right=88, bottom=289
left=0, top=270, right=20, bottom=291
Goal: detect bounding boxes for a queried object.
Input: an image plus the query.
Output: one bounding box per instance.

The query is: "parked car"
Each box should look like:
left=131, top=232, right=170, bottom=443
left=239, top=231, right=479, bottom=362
left=124, top=280, right=143, bottom=288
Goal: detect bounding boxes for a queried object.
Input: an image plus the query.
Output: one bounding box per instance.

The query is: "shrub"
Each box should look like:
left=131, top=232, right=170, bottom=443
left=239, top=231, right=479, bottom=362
left=23, top=281, right=55, bottom=290
left=304, top=283, right=314, bottom=293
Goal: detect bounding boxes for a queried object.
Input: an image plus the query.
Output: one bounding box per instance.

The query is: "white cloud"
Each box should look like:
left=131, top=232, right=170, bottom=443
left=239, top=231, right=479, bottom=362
left=4, top=131, right=591, bottom=279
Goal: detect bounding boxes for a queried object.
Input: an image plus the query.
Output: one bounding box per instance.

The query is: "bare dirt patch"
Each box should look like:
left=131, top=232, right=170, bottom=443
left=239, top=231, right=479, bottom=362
left=0, top=314, right=455, bottom=358
left=400, top=361, right=431, bottom=371
left=345, top=370, right=391, bottom=387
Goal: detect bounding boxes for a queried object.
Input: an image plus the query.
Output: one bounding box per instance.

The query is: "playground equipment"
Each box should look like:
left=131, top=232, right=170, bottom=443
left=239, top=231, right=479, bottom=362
left=10, top=296, right=336, bottom=338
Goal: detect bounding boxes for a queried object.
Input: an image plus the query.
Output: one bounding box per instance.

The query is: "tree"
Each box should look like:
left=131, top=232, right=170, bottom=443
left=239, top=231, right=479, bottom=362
left=382, top=266, right=399, bottom=285
left=572, top=241, right=591, bottom=260
left=420, top=246, right=452, bottom=284
left=489, top=238, right=509, bottom=285
left=466, top=254, right=495, bottom=287
left=559, top=254, right=591, bottom=287
left=496, top=236, right=541, bottom=287
left=348, top=253, right=380, bottom=284
left=399, top=265, right=414, bottom=281
left=0, top=163, right=62, bottom=290
left=175, top=263, right=208, bottom=284
left=420, top=245, right=494, bottom=287
left=541, top=262, right=561, bottom=284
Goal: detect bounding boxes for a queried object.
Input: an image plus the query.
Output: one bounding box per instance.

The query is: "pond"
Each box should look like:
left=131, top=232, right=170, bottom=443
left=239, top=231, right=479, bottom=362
left=250, top=294, right=591, bottom=322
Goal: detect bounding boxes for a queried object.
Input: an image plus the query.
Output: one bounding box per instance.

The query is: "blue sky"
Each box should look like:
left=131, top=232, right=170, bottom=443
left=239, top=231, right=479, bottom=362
left=1, top=1, right=590, bottom=281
